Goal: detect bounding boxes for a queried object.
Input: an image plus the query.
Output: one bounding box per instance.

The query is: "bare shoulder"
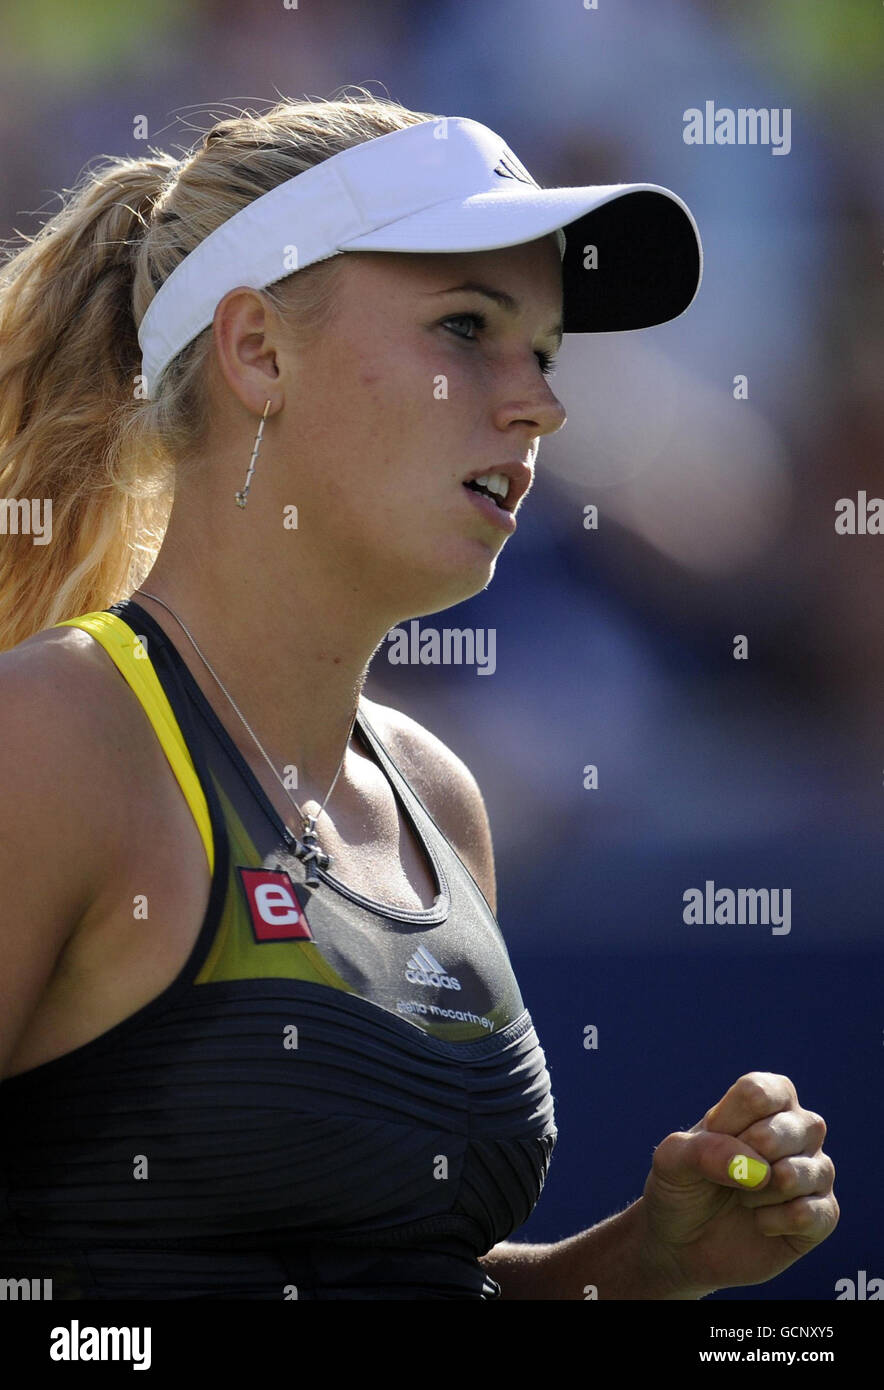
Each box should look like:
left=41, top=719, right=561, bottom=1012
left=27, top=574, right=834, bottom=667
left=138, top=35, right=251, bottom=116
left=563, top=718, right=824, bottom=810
left=0, top=624, right=112, bottom=723
left=0, top=625, right=140, bottom=1077
left=3, top=622, right=131, bottom=718
left=0, top=624, right=146, bottom=848
left=360, top=695, right=498, bottom=916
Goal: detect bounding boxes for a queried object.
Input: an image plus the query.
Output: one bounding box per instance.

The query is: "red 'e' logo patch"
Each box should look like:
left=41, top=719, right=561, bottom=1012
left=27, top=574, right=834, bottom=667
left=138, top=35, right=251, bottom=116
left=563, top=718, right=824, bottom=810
left=238, top=867, right=314, bottom=943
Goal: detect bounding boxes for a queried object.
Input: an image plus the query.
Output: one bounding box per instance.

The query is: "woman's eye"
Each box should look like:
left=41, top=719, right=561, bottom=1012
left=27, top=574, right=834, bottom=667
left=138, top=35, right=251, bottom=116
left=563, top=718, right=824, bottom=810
left=442, top=312, right=485, bottom=340
left=442, top=312, right=557, bottom=376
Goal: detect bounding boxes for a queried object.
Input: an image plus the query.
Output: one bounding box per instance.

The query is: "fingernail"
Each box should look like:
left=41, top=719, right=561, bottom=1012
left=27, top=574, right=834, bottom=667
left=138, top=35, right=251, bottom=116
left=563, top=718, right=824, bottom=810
left=728, top=1154, right=769, bottom=1188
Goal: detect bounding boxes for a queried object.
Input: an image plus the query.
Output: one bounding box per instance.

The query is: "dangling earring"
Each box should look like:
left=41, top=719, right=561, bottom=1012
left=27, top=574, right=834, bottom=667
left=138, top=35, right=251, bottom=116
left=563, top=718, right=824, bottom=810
left=235, top=399, right=272, bottom=508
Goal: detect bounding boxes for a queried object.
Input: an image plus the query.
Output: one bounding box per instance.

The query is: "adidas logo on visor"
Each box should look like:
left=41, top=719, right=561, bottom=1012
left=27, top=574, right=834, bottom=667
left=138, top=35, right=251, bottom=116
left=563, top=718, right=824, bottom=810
left=493, top=151, right=538, bottom=188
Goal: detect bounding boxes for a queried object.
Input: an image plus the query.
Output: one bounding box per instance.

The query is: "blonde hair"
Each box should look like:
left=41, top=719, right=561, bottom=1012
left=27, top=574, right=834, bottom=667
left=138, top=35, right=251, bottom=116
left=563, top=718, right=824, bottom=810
left=0, top=87, right=437, bottom=651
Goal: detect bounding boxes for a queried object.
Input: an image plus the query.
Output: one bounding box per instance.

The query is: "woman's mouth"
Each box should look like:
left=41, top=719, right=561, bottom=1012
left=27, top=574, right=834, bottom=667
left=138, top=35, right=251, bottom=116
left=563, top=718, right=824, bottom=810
left=462, top=480, right=517, bottom=532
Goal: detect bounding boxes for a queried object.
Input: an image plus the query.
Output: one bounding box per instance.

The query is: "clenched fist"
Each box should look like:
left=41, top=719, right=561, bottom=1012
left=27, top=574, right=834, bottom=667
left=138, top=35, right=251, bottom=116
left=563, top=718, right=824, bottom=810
left=638, top=1072, right=839, bottom=1298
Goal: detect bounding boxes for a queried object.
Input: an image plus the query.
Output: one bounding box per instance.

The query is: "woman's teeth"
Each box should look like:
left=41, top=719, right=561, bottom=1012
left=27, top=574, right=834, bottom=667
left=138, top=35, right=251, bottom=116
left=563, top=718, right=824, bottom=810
left=465, top=473, right=510, bottom=507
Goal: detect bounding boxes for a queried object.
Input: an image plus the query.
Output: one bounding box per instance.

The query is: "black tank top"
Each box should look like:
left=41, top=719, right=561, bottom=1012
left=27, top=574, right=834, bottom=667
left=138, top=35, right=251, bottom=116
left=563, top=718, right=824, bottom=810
left=0, top=599, right=557, bottom=1299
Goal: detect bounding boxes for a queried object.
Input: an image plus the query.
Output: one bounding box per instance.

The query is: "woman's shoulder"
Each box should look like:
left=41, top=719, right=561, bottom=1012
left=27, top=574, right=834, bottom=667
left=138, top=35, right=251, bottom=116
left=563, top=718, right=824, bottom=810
left=1, top=622, right=139, bottom=730
left=0, top=621, right=127, bottom=728
left=0, top=623, right=153, bottom=845
left=0, top=625, right=140, bottom=1080
left=359, top=695, right=498, bottom=914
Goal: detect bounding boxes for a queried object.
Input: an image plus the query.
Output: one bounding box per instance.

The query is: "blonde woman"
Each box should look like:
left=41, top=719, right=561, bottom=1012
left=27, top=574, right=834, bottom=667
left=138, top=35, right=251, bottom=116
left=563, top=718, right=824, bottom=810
left=0, top=91, right=836, bottom=1299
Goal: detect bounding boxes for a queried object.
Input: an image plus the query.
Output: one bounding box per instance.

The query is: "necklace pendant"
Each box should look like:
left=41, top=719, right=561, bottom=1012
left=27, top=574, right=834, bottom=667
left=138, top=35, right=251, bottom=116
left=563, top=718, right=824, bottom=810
left=294, top=814, right=330, bottom=888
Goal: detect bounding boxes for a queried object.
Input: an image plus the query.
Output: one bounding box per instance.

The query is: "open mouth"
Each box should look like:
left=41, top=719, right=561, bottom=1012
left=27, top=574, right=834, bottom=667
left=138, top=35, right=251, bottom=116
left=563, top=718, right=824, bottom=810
left=461, top=479, right=517, bottom=531
left=463, top=478, right=509, bottom=511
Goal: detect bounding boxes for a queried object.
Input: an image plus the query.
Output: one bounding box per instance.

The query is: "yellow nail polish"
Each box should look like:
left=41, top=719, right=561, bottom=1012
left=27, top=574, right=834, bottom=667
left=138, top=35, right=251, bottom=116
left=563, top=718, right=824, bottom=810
left=728, top=1154, right=768, bottom=1187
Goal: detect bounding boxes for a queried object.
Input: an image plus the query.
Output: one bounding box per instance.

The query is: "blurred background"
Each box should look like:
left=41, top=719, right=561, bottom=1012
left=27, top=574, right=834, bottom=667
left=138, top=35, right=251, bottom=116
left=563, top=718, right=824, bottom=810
left=1, top=0, right=880, bottom=1299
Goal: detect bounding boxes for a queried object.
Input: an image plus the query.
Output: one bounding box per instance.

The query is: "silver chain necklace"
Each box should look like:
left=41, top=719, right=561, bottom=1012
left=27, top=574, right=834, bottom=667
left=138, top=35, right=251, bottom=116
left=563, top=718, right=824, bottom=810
left=135, top=590, right=357, bottom=888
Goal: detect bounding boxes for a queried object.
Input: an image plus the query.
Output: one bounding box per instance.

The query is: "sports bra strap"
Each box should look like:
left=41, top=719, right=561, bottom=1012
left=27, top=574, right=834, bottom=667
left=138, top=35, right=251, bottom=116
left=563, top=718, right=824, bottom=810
left=53, top=611, right=214, bottom=875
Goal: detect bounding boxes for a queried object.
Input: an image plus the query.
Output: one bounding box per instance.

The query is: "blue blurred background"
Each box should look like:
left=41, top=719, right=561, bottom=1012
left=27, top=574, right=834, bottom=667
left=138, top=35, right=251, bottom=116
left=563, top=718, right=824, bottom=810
left=2, top=0, right=880, bottom=1299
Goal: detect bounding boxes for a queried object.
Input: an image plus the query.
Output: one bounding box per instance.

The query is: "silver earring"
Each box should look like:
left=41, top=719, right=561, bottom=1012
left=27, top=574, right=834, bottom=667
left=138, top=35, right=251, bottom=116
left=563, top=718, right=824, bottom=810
left=235, top=398, right=272, bottom=508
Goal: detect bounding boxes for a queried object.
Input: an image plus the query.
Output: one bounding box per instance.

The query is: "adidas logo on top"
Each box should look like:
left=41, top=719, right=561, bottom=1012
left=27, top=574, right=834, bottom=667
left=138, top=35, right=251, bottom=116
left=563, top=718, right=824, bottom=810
left=493, top=151, right=538, bottom=188
left=405, top=945, right=461, bottom=991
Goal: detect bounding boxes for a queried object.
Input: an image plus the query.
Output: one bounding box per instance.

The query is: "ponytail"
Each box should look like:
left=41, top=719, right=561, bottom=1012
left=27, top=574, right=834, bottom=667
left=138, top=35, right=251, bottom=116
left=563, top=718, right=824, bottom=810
left=0, top=154, right=178, bottom=651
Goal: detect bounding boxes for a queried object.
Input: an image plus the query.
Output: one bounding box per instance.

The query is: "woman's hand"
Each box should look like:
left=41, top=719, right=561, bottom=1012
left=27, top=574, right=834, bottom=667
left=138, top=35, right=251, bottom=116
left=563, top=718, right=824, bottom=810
left=638, top=1071, right=839, bottom=1298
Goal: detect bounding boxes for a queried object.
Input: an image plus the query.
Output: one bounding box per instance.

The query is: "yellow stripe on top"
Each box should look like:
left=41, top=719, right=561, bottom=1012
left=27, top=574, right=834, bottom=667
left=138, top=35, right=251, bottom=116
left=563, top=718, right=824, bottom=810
left=53, top=611, right=214, bottom=877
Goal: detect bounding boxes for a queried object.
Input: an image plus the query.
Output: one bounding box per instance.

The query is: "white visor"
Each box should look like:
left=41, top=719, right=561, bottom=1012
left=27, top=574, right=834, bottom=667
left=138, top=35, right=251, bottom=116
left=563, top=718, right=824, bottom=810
left=137, top=115, right=703, bottom=398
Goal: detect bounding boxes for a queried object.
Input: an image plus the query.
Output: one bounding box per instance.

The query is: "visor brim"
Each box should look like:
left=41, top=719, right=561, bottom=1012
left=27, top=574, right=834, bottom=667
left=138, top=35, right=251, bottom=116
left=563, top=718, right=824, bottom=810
left=340, top=182, right=702, bottom=333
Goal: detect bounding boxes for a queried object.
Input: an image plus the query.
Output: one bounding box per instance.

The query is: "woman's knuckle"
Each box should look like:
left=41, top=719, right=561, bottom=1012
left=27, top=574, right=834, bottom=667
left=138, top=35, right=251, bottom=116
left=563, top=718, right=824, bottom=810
left=738, top=1072, right=772, bottom=1106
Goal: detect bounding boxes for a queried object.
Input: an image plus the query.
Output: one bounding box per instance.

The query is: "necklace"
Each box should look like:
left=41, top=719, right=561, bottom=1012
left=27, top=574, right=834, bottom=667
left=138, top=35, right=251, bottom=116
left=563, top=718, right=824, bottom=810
left=135, top=590, right=357, bottom=888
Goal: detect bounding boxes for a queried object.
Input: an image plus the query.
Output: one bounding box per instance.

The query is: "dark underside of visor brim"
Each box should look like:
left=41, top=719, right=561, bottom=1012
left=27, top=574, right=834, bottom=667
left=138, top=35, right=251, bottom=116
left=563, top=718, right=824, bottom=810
left=560, top=190, right=701, bottom=332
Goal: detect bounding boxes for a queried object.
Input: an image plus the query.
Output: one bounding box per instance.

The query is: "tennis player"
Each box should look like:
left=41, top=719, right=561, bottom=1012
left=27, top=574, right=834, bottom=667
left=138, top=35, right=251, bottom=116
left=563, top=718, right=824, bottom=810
left=0, top=91, right=837, bottom=1299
